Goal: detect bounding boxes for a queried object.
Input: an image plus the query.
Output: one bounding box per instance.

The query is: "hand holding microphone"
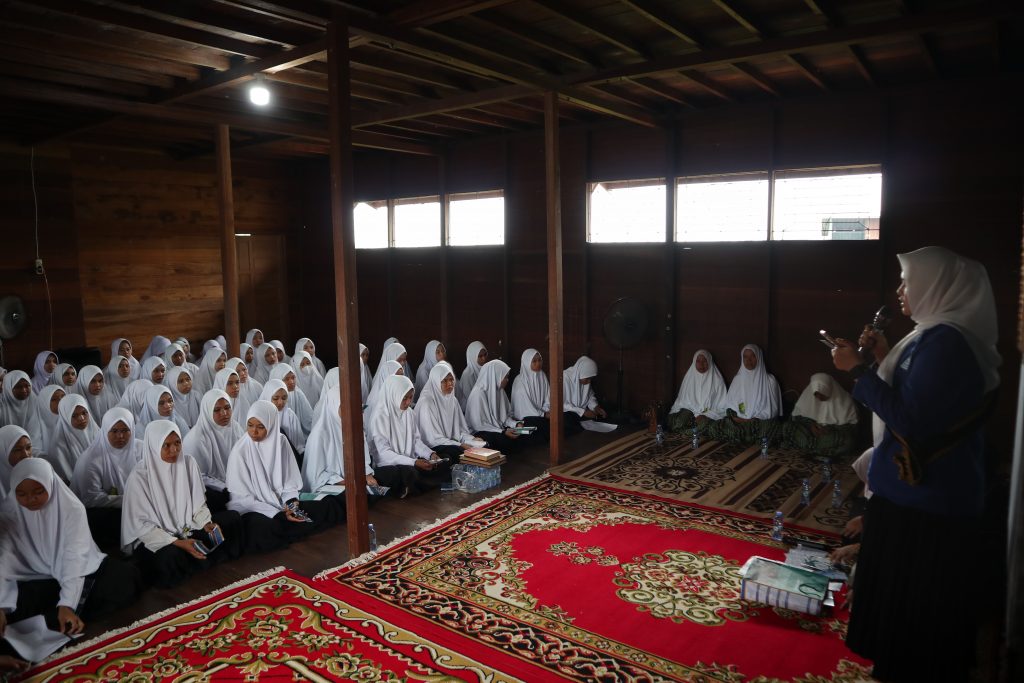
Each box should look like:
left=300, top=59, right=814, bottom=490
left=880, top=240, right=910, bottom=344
left=857, top=305, right=892, bottom=364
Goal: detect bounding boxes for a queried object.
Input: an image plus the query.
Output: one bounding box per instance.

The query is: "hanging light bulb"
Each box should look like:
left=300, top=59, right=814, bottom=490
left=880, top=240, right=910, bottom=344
left=249, top=74, right=270, bottom=106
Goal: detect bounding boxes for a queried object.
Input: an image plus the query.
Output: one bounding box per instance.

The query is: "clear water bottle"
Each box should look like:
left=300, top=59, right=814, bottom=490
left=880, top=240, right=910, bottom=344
left=831, top=480, right=843, bottom=509
left=771, top=511, right=784, bottom=542
left=691, top=426, right=699, bottom=450
left=800, top=478, right=811, bottom=506
left=367, top=523, right=377, bottom=552
left=760, top=436, right=769, bottom=459
left=655, top=425, right=665, bottom=446
left=821, top=460, right=833, bottom=483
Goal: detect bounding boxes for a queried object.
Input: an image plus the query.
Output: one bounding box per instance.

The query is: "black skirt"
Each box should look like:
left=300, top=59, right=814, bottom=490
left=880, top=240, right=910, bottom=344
left=846, top=495, right=981, bottom=682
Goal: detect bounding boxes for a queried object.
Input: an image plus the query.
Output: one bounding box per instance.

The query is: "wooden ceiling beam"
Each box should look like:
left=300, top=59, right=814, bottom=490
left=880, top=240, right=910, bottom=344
left=351, top=52, right=473, bottom=91
left=351, top=84, right=536, bottom=127
left=710, top=0, right=767, bottom=38
left=619, top=0, right=706, bottom=47
left=142, top=0, right=318, bottom=47
left=424, top=25, right=559, bottom=74
left=566, top=2, right=1018, bottom=87
left=530, top=0, right=651, bottom=57
left=386, top=0, right=515, bottom=27
left=847, top=45, right=876, bottom=86
left=785, top=53, right=828, bottom=90
left=916, top=33, right=942, bottom=78
left=465, top=14, right=601, bottom=67
left=629, top=77, right=697, bottom=108
left=731, top=61, right=780, bottom=96
left=680, top=69, right=736, bottom=102
left=0, top=60, right=154, bottom=100
left=0, top=44, right=174, bottom=88
left=802, top=0, right=842, bottom=29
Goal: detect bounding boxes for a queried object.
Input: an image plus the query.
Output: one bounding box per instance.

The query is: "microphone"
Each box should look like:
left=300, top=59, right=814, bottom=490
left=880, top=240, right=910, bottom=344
left=858, top=305, right=892, bottom=354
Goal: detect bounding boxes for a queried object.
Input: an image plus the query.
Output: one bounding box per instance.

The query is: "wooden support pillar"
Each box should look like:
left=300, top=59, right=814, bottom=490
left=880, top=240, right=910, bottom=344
left=545, top=92, right=565, bottom=465
left=216, top=124, right=241, bottom=355
left=327, top=10, right=369, bottom=557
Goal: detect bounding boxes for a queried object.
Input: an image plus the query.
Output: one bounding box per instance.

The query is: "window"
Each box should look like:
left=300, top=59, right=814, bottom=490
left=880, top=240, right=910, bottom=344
left=587, top=179, right=666, bottom=243
left=353, top=200, right=388, bottom=249
left=394, top=195, right=441, bottom=247
left=772, top=167, right=881, bottom=241
left=676, top=173, right=770, bottom=242
left=448, top=190, right=504, bottom=246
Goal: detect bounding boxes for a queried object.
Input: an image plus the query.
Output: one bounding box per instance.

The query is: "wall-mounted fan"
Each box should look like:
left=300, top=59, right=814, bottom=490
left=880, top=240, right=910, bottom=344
left=0, top=296, right=27, bottom=339
left=602, top=297, right=649, bottom=421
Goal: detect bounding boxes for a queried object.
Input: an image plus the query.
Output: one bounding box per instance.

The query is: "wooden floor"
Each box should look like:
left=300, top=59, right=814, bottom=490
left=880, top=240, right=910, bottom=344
left=83, top=426, right=641, bottom=640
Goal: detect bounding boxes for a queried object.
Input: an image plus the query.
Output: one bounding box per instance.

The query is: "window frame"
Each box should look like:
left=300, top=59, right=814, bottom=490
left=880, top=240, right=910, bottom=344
left=446, top=189, right=506, bottom=247
left=586, top=177, right=668, bottom=244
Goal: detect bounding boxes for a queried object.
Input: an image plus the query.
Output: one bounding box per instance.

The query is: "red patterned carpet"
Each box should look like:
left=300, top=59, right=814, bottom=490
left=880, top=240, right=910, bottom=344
left=319, top=476, right=872, bottom=682
left=18, top=569, right=518, bottom=682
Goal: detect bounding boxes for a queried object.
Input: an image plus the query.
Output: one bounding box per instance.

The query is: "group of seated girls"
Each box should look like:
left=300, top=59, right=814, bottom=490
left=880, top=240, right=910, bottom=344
left=666, top=345, right=859, bottom=458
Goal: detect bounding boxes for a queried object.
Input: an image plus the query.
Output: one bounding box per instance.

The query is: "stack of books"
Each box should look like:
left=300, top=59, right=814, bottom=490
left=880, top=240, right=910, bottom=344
left=461, top=447, right=506, bottom=467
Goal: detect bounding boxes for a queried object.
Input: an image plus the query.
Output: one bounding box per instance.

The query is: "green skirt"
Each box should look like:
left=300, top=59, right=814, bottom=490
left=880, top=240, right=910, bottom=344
left=706, top=410, right=782, bottom=445
left=781, top=416, right=859, bottom=459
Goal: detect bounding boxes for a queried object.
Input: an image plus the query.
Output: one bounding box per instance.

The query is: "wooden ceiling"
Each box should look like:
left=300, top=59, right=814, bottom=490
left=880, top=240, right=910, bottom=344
left=0, top=0, right=1020, bottom=159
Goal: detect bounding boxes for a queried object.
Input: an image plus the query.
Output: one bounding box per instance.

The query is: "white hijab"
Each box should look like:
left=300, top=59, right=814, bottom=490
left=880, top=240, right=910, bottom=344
left=458, top=341, right=487, bottom=409
left=417, top=362, right=472, bottom=446
left=33, top=385, right=66, bottom=453
left=724, top=344, right=782, bottom=420
left=670, top=350, right=727, bottom=419
left=141, top=335, right=171, bottom=361
left=871, top=246, right=1000, bottom=446
left=103, top=355, right=132, bottom=400
left=367, top=360, right=403, bottom=412
left=1, top=371, right=42, bottom=446
left=260, top=379, right=306, bottom=453
left=302, top=386, right=371, bottom=492
left=466, top=359, right=514, bottom=433
left=290, top=350, right=324, bottom=407
left=162, top=342, right=186, bottom=369
left=0, top=458, right=106, bottom=605
left=31, top=351, right=57, bottom=393
left=49, top=363, right=77, bottom=392
left=269, top=339, right=289, bottom=365
left=71, top=407, right=144, bottom=505
left=358, top=344, right=372, bottom=404
left=271, top=364, right=313, bottom=435
left=252, top=343, right=278, bottom=384
left=314, top=367, right=339, bottom=424
left=229, top=359, right=263, bottom=426
left=0, top=425, right=30, bottom=502
left=182, top=389, right=244, bottom=487
left=414, top=340, right=443, bottom=397
left=121, top=421, right=207, bottom=551
left=111, top=338, right=142, bottom=380
left=511, top=348, right=550, bottom=419
left=141, top=356, right=166, bottom=386
left=382, top=340, right=413, bottom=381
left=165, top=366, right=201, bottom=427
left=239, top=343, right=255, bottom=376
left=226, top=400, right=302, bottom=517
left=245, top=329, right=263, bottom=348
left=295, top=338, right=328, bottom=378
left=137, top=384, right=191, bottom=437
left=48, top=394, right=99, bottom=481
left=367, top=374, right=418, bottom=460
left=118, top=379, right=153, bottom=420
left=792, top=373, right=858, bottom=426
left=563, top=356, right=598, bottom=414
left=75, top=365, right=118, bottom=423
left=194, top=348, right=226, bottom=396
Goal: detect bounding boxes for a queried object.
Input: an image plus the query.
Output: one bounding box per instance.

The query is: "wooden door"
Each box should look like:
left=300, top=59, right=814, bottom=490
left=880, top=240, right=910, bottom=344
left=237, top=235, right=289, bottom=344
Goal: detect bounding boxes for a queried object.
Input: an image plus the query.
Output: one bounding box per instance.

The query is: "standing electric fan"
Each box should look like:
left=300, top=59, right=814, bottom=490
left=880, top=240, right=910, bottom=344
left=602, top=297, right=649, bottom=423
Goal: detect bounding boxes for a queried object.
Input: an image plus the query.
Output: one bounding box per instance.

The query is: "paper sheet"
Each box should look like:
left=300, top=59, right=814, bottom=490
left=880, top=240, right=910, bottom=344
left=3, top=614, right=71, bottom=662
left=580, top=420, right=618, bottom=433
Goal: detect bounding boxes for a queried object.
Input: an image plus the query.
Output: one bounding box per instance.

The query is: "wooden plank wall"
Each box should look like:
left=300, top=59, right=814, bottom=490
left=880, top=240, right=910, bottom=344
left=0, top=144, right=85, bottom=371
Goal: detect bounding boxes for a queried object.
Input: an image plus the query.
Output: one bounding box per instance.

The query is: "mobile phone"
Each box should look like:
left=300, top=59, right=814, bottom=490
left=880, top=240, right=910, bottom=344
left=818, top=330, right=838, bottom=349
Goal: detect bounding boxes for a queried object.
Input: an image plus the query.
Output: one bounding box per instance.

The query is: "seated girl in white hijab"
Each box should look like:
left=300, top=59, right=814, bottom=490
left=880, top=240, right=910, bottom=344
left=31, top=351, right=58, bottom=394
left=226, top=401, right=340, bottom=553
left=365, top=360, right=403, bottom=413
left=137, top=384, right=191, bottom=438
left=510, top=348, right=551, bottom=440
left=47, top=394, right=98, bottom=482
left=174, top=337, right=196, bottom=364
left=239, top=342, right=256, bottom=377
left=382, top=337, right=413, bottom=380
left=314, top=367, right=339, bottom=424
left=0, top=458, right=141, bottom=638
left=270, top=340, right=289, bottom=366
left=70, top=408, right=144, bottom=548
left=359, top=344, right=373, bottom=405
left=781, top=372, right=860, bottom=459
left=713, top=344, right=783, bottom=445
left=141, top=356, right=166, bottom=386
left=457, top=341, right=488, bottom=410
left=466, top=359, right=534, bottom=454
left=367, top=375, right=448, bottom=496
left=414, top=340, right=447, bottom=397
left=0, top=425, right=33, bottom=504
left=667, top=350, right=727, bottom=434
left=34, top=386, right=66, bottom=454
left=165, top=367, right=201, bottom=427
left=141, top=335, right=171, bottom=361
left=182, top=389, right=244, bottom=513
left=251, top=343, right=279, bottom=384
left=121, top=421, right=243, bottom=588
left=562, top=356, right=607, bottom=435
left=103, top=355, right=132, bottom=400
left=245, top=328, right=265, bottom=351
left=270, top=364, right=314, bottom=435
left=418, top=362, right=485, bottom=462
left=302, top=387, right=381, bottom=497
left=162, top=342, right=196, bottom=378
left=0, top=371, right=43, bottom=448
left=111, top=338, right=142, bottom=380
left=227, top=358, right=263, bottom=427
left=260, top=379, right=307, bottom=460
left=49, top=362, right=78, bottom=393
left=75, top=365, right=119, bottom=423
left=118, top=379, right=152, bottom=421
left=193, top=347, right=227, bottom=396
left=290, top=350, right=324, bottom=408
left=294, top=337, right=328, bottom=377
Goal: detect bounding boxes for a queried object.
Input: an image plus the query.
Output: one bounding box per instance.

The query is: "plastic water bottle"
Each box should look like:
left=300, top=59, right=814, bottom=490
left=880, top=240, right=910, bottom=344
left=771, top=511, right=784, bottom=542
left=800, top=478, right=811, bottom=506
left=831, top=480, right=843, bottom=509
left=691, top=426, right=699, bottom=450
left=367, top=523, right=378, bottom=552
left=655, top=425, right=664, bottom=446
left=760, top=436, right=769, bottom=459
left=821, top=460, right=833, bottom=482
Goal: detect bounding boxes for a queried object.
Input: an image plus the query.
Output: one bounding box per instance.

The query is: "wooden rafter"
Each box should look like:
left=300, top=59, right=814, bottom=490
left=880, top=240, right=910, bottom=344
left=802, top=0, right=843, bottom=28
left=464, top=14, right=601, bottom=67
left=630, top=77, right=697, bottom=108
left=530, top=0, right=650, bottom=58
left=423, top=24, right=560, bottom=74
left=680, top=69, right=735, bottom=102
left=785, top=53, right=828, bottom=90
left=731, top=61, right=780, bottom=96
left=618, top=0, right=705, bottom=47
left=916, top=33, right=942, bottom=77
left=710, top=0, right=767, bottom=38
left=385, top=0, right=515, bottom=27
left=847, top=45, right=875, bottom=85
